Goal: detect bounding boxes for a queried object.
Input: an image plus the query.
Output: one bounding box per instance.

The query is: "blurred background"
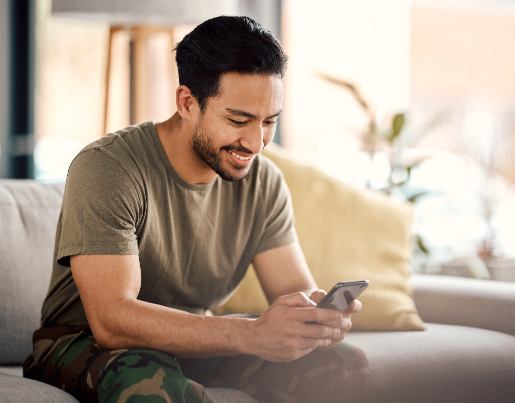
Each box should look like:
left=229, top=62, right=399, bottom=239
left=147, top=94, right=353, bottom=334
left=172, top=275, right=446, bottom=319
left=1, top=0, right=514, bottom=275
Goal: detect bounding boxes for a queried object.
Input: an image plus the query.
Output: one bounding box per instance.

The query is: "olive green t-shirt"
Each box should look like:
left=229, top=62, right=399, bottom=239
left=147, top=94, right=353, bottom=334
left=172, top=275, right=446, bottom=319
left=41, top=121, right=297, bottom=327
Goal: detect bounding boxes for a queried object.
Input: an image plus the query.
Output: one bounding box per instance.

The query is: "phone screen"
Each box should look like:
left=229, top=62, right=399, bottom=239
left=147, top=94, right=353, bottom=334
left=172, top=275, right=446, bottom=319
left=317, top=280, right=369, bottom=312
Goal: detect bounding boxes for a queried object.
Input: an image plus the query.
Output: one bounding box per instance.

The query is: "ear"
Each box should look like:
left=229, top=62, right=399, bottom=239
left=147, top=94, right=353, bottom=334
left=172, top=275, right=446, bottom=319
left=176, top=85, right=198, bottom=120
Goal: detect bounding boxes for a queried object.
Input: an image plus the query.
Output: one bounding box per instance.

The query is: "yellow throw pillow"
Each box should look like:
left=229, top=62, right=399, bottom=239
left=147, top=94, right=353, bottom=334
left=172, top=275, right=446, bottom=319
left=218, top=143, right=425, bottom=331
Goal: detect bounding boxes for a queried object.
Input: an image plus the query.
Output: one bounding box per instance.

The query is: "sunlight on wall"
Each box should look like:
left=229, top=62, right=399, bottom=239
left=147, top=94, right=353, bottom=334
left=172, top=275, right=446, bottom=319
left=34, top=0, right=107, bottom=181
left=35, top=0, right=107, bottom=145
left=34, top=136, right=85, bottom=182
left=408, top=2, right=515, bottom=263
left=281, top=0, right=411, bottom=186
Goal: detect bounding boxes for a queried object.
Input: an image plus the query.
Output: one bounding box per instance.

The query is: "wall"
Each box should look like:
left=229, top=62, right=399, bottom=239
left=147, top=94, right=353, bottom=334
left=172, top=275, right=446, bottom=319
left=281, top=0, right=411, bottom=185
left=410, top=2, right=515, bottom=181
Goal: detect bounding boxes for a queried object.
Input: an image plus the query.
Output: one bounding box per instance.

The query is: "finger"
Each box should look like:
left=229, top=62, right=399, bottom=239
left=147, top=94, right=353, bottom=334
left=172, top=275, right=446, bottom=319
left=296, top=307, right=343, bottom=325
left=300, top=323, right=341, bottom=339
left=315, top=325, right=348, bottom=351
left=309, top=290, right=327, bottom=304
left=343, top=299, right=362, bottom=316
left=297, top=337, right=333, bottom=350
left=277, top=293, right=318, bottom=308
left=311, top=314, right=352, bottom=334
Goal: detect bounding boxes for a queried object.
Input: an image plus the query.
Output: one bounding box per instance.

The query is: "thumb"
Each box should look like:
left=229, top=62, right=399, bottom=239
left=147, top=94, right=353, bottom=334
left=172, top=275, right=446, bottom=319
left=276, top=292, right=318, bottom=308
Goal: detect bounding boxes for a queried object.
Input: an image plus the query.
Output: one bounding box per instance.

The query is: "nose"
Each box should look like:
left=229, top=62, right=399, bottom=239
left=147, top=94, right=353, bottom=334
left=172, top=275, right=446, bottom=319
left=240, top=122, right=274, bottom=155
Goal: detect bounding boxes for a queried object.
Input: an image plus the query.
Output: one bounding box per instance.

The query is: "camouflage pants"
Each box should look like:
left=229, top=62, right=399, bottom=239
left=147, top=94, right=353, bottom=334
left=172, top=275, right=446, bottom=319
left=24, top=325, right=369, bottom=403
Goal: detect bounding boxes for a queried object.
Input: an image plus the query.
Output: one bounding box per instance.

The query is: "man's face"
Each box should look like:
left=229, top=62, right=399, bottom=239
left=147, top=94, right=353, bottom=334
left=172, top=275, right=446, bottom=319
left=191, top=72, right=283, bottom=182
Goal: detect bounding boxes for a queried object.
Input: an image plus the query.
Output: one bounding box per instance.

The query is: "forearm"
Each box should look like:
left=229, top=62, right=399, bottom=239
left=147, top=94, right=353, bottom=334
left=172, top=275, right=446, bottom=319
left=253, top=242, right=321, bottom=304
left=71, top=254, right=339, bottom=362
left=92, top=292, right=351, bottom=363
left=92, top=298, right=254, bottom=358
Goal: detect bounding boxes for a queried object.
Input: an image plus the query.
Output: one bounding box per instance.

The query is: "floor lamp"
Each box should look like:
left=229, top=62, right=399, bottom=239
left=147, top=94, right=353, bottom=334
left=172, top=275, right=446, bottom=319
left=51, top=0, right=239, bottom=135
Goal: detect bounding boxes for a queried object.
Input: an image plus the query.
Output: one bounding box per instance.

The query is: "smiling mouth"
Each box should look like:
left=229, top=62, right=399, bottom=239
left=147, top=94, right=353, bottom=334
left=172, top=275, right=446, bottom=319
left=229, top=150, right=252, bottom=161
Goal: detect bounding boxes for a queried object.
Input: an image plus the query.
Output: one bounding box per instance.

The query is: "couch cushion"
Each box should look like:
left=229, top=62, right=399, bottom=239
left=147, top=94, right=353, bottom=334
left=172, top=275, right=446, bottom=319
left=0, top=180, right=65, bottom=364
left=413, top=274, right=515, bottom=336
left=0, top=367, right=258, bottom=403
left=345, top=323, right=515, bottom=403
left=0, top=366, right=23, bottom=377
left=219, top=144, right=425, bottom=331
left=0, top=374, right=79, bottom=403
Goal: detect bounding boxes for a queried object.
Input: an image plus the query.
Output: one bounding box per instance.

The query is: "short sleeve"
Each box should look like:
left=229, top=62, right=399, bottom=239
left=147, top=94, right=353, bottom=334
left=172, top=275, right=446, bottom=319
left=57, top=148, right=143, bottom=266
left=254, top=157, right=298, bottom=255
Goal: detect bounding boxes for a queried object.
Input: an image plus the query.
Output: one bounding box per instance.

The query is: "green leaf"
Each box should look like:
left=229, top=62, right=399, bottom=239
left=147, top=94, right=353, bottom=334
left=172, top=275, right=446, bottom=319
left=405, top=165, right=413, bottom=181
left=415, top=235, right=430, bottom=255
left=390, top=113, right=405, bottom=141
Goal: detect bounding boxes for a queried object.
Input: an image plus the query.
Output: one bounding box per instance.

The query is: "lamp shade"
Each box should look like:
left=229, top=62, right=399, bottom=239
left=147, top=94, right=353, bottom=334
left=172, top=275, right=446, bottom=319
left=51, top=0, right=240, bottom=26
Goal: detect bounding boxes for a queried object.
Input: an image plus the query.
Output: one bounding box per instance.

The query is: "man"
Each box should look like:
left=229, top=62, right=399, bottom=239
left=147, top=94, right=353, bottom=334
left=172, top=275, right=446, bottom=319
left=24, top=16, right=368, bottom=403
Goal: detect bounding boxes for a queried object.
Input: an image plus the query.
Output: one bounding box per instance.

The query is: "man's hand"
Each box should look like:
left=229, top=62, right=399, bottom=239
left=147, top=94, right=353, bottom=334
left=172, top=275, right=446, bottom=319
left=308, top=290, right=362, bottom=350
left=249, top=292, right=348, bottom=362
left=251, top=244, right=363, bottom=361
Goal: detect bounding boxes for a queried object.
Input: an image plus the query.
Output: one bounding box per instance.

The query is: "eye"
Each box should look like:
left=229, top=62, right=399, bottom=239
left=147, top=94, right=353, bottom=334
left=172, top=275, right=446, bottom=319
left=264, top=120, right=277, bottom=126
left=229, top=119, right=247, bottom=126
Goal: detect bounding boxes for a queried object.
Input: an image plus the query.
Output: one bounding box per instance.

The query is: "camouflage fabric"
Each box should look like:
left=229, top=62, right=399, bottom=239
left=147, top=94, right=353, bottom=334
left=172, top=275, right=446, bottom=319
left=178, top=341, right=369, bottom=403
left=24, top=326, right=369, bottom=403
left=23, top=326, right=211, bottom=403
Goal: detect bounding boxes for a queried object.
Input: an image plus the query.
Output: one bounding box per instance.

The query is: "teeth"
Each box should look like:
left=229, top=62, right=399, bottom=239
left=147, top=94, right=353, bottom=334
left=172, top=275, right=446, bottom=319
left=230, top=151, right=252, bottom=161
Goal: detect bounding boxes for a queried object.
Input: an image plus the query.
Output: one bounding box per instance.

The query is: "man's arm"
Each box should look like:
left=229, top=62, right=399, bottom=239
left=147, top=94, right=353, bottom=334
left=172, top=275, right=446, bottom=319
left=252, top=241, right=362, bottom=350
left=71, top=254, right=344, bottom=362
left=252, top=242, right=319, bottom=302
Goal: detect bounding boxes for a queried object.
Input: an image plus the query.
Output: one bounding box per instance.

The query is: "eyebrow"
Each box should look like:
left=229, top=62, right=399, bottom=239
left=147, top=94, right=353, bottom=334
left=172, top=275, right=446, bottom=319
left=225, top=108, right=283, bottom=120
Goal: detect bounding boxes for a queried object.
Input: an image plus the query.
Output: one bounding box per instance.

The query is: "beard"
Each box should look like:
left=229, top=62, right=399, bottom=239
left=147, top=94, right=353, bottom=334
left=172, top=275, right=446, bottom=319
left=191, top=122, right=253, bottom=182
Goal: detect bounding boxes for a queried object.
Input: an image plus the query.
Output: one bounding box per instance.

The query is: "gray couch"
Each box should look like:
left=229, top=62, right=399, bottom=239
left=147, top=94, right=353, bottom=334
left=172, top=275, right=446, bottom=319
left=1, top=178, right=515, bottom=403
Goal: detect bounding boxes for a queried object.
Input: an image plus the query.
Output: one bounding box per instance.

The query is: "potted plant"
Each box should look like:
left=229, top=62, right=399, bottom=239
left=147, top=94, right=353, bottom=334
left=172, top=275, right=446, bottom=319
left=316, top=72, right=436, bottom=270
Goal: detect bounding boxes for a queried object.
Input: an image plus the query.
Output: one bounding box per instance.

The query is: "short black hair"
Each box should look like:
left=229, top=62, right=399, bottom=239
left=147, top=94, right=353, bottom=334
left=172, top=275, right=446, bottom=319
left=175, top=16, right=288, bottom=111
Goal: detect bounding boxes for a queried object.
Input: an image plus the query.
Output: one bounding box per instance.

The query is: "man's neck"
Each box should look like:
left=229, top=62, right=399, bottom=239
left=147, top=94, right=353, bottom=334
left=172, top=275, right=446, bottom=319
left=155, top=113, right=217, bottom=185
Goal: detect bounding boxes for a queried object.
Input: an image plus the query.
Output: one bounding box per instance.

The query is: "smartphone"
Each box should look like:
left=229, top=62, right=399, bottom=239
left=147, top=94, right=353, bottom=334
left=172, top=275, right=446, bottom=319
left=317, top=280, right=369, bottom=312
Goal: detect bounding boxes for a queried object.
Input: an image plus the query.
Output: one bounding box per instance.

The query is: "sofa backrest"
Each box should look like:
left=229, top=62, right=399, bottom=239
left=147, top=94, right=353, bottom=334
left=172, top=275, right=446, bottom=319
left=0, top=179, right=64, bottom=365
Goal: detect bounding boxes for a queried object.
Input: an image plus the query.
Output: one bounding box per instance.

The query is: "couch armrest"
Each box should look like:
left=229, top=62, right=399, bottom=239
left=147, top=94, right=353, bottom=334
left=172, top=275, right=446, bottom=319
left=412, top=274, right=515, bottom=336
